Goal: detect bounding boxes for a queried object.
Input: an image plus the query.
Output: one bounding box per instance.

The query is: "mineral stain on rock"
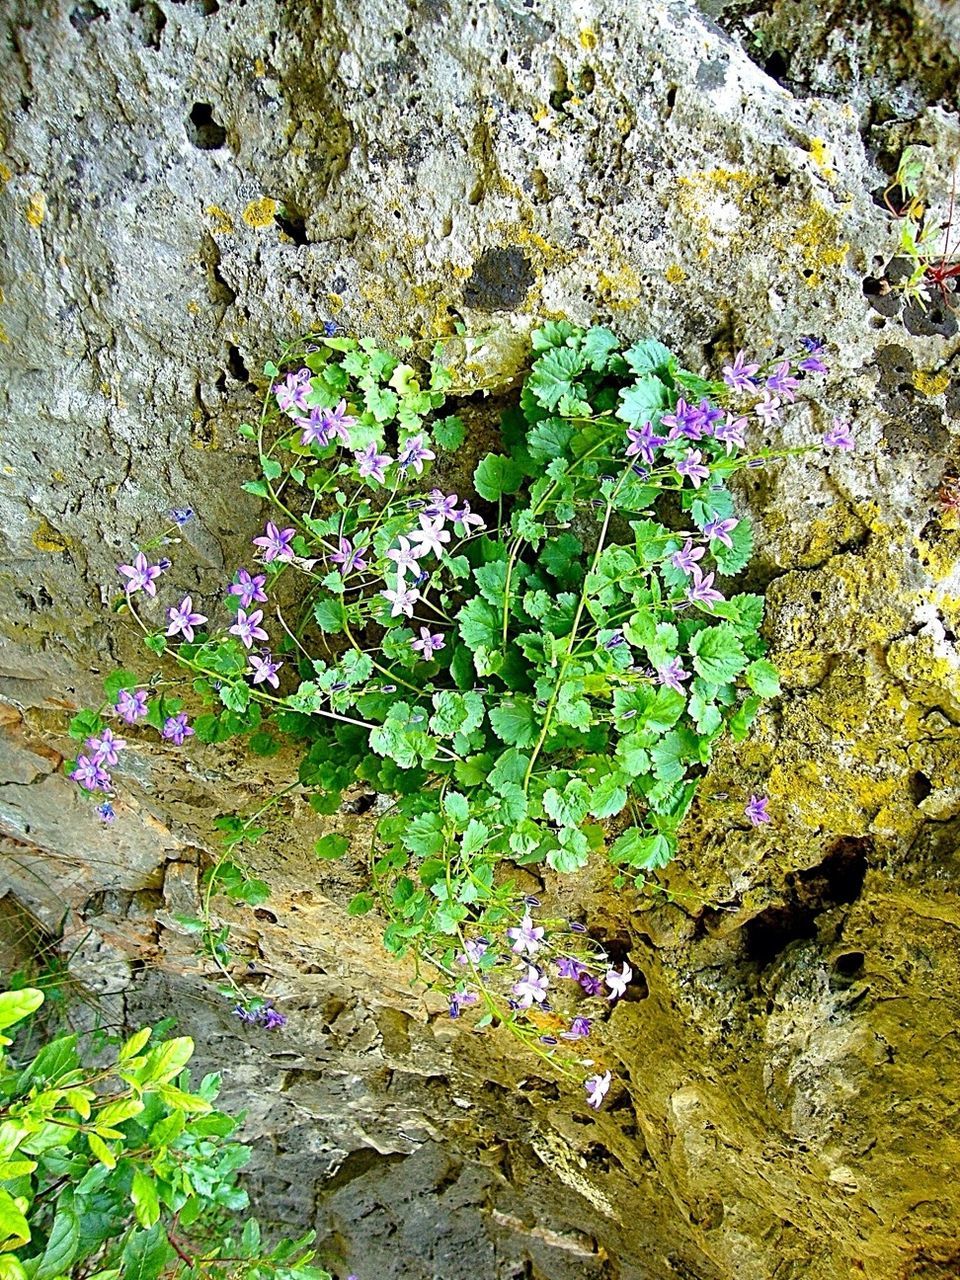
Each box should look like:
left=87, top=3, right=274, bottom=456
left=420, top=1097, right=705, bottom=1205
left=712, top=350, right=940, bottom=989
left=463, top=245, right=533, bottom=311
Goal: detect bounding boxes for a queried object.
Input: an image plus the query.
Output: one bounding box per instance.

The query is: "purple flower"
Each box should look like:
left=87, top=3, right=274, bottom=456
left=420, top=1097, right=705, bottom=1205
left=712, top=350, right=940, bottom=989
left=166, top=595, right=208, bottom=643
left=408, top=515, right=451, bottom=559
left=675, top=449, right=710, bottom=488
left=703, top=516, right=738, bottom=548
left=766, top=360, right=799, bottom=403
left=233, top=1004, right=260, bottom=1025
left=687, top=567, right=724, bottom=608
left=507, top=913, right=544, bottom=957
left=297, top=399, right=355, bottom=448
left=754, top=391, right=781, bottom=426
left=229, top=569, right=268, bottom=609
left=671, top=538, right=705, bottom=575
left=411, top=627, right=445, bottom=657
left=86, top=728, right=125, bottom=767
left=604, top=631, right=625, bottom=650
left=714, top=415, right=747, bottom=455
left=114, top=689, right=148, bottom=724
left=71, top=754, right=111, bottom=792
left=117, top=552, right=164, bottom=596
left=798, top=337, right=828, bottom=373
left=170, top=507, right=194, bottom=527
left=556, top=956, right=584, bottom=980
left=511, top=966, right=549, bottom=1009
left=230, top=608, right=269, bottom=649
left=252, top=521, right=295, bottom=563
left=584, top=1070, right=612, bottom=1110
left=249, top=652, right=283, bottom=688
left=96, top=800, right=116, bottom=823
left=260, top=1006, right=287, bottom=1031
left=605, top=962, right=632, bottom=1001
left=745, top=794, right=771, bottom=825
left=657, top=658, right=690, bottom=694
left=381, top=582, right=419, bottom=618
left=452, top=501, right=485, bottom=532
left=625, top=421, right=666, bottom=464
left=689, top=398, right=724, bottom=435
left=457, top=938, right=488, bottom=966
left=722, top=350, right=760, bottom=392
left=823, top=418, right=854, bottom=451
left=578, top=972, right=603, bottom=997
left=329, top=538, right=369, bottom=574
left=660, top=398, right=700, bottom=440
left=448, top=990, right=479, bottom=1018
left=355, top=443, right=392, bottom=483
left=162, top=713, right=194, bottom=746
left=562, top=1016, right=592, bottom=1040
left=397, top=434, right=435, bottom=475
left=274, top=368, right=311, bottom=415
left=424, top=490, right=459, bottom=520
left=386, top=536, right=426, bottom=579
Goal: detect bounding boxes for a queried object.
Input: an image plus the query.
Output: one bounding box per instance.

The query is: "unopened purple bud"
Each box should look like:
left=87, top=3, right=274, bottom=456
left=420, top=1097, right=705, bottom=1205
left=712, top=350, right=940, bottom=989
left=747, top=458, right=765, bottom=469
left=322, top=320, right=337, bottom=337
left=591, top=499, right=604, bottom=508
left=569, top=921, right=587, bottom=933
left=631, top=465, right=649, bottom=478
left=524, top=894, right=541, bottom=907
left=407, top=498, right=426, bottom=509
left=622, top=708, right=637, bottom=720
left=540, top=1035, right=559, bottom=1045
left=381, top=684, right=397, bottom=693
left=157, top=557, right=172, bottom=570
left=415, top=571, right=430, bottom=586
left=330, top=681, right=349, bottom=691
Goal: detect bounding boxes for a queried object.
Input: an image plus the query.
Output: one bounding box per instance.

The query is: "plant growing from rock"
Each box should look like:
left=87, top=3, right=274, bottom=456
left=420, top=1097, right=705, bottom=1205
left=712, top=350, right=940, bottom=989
left=0, top=986, right=329, bottom=1279
left=65, top=322, right=846, bottom=1105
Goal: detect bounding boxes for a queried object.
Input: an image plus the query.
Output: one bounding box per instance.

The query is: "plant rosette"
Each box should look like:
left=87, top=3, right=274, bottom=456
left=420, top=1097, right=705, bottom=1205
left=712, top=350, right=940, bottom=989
left=66, top=324, right=849, bottom=1107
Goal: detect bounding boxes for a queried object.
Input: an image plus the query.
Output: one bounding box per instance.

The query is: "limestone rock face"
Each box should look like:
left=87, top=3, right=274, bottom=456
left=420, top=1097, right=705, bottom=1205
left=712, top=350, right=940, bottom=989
left=2, top=1, right=960, bottom=1277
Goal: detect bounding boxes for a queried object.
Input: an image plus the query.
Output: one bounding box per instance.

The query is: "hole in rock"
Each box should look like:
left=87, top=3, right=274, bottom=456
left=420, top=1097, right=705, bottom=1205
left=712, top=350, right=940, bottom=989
left=910, top=771, right=932, bottom=804
left=833, top=950, right=865, bottom=978
left=763, top=50, right=789, bottom=82
left=70, top=2, right=108, bottom=31
left=275, top=204, right=309, bottom=244
left=187, top=102, right=227, bottom=150
left=226, top=343, right=249, bottom=382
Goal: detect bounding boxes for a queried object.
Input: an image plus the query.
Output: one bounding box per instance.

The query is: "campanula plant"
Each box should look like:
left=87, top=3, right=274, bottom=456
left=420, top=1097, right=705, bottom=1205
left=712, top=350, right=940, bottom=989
left=65, top=323, right=848, bottom=1106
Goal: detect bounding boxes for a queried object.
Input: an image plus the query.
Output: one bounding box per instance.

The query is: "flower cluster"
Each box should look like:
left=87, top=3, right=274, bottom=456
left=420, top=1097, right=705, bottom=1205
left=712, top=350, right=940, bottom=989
left=232, top=1001, right=287, bottom=1031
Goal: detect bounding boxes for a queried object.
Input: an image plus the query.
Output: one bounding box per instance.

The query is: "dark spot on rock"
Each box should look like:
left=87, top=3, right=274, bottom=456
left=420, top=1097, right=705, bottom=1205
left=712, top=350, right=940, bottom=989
left=833, top=950, right=865, bottom=979
left=763, top=49, right=789, bottom=83
left=274, top=203, right=309, bottom=244
left=910, top=771, right=932, bottom=804
left=744, top=837, right=870, bottom=966
left=695, top=55, right=728, bottom=91
left=69, top=2, right=108, bottom=32
left=187, top=102, right=227, bottom=150
left=863, top=275, right=901, bottom=317
left=945, top=379, right=960, bottom=421
left=331, top=275, right=347, bottom=293
left=903, top=298, right=958, bottom=338
left=226, top=343, right=249, bottom=382
left=463, top=246, right=533, bottom=311
left=129, top=0, right=166, bottom=48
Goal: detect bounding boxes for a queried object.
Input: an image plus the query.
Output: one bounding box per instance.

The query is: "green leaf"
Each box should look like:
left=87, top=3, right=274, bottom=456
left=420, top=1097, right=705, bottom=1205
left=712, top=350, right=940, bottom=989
left=527, top=346, right=585, bottom=409
left=623, top=338, right=674, bottom=376
left=347, top=892, right=374, bottom=917
left=473, top=453, right=525, bottom=501
left=712, top=516, right=754, bottom=576
left=313, top=596, right=346, bottom=633
left=488, top=698, right=539, bottom=747
left=581, top=326, right=620, bottom=371
left=729, top=695, right=763, bottom=740
left=242, top=478, right=270, bottom=498
left=609, top=827, right=674, bottom=869
left=588, top=772, right=629, bottom=819
left=543, top=781, right=591, bottom=827
left=86, top=1132, right=116, bottom=1169
left=130, top=1169, right=161, bottom=1230
left=461, top=818, right=489, bottom=856
left=0, top=1187, right=30, bottom=1250
left=142, top=1035, right=195, bottom=1085
left=531, top=320, right=580, bottom=351
left=443, top=791, right=470, bottom=825
left=745, top=657, right=780, bottom=697
left=433, top=415, right=465, bottom=450
left=526, top=418, right=573, bottom=463
left=121, top=1225, right=171, bottom=1280
left=457, top=598, right=501, bottom=653
left=67, top=709, right=104, bottom=742
left=690, top=623, right=747, bottom=684
left=103, top=669, right=140, bottom=701
left=315, top=833, right=351, bottom=859
left=616, top=375, right=669, bottom=426
left=0, top=988, right=43, bottom=1037
left=260, top=454, right=282, bottom=480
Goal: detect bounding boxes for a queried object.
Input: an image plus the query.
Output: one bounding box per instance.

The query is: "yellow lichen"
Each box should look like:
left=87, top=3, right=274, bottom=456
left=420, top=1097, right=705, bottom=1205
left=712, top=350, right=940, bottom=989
left=242, top=197, right=277, bottom=229
left=186, top=300, right=200, bottom=315
left=808, top=138, right=836, bottom=184
left=0, top=324, right=8, bottom=345
left=0, top=161, right=11, bottom=184
left=912, top=368, right=950, bottom=398
left=32, top=518, right=67, bottom=552
left=579, top=26, right=597, bottom=49
left=25, top=193, right=45, bottom=227
left=789, top=204, right=849, bottom=288
left=665, top=263, right=686, bottom=284
left=253, top=56, right=266, bottom=77
left=206, top=205, right=234, bottom=235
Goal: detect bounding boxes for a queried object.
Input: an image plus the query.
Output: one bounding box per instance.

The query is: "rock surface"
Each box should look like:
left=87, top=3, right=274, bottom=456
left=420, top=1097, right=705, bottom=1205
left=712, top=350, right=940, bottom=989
left=2, top=1, right=960, bottom=1277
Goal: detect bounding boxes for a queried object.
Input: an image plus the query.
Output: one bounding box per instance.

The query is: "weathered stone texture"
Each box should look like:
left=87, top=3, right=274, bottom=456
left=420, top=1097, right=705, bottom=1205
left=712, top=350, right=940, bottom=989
left=2, top=1, right=960, bottom=1277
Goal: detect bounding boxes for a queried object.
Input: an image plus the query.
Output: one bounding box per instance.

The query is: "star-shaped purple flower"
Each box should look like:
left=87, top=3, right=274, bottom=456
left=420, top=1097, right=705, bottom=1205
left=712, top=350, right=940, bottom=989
left=703, top=517, right=738, bottom=548
left=117, top=552, right=164, bottom=596
left=397, top=434, right=436, bottom=474
left=448, top=990, right=479, bottom=1019
left=507, top=913, right=544, bottom=956
left=754, top=391, right=782, bottom=426
left=86, top=727, right=125, bottom=767
left=689, top=398, right=724, bottom=435
left=96, top=800, right=116, bottom=823
left=585, top=1070, right=611, bottom=1110
left=457, top=938, right=488, bottom=966
left=745, top=794, right=771, bottom=825
left=355, top=443, right=392, bottom=483
left=556, top=956, right=584, bottom=980
left=329, top=538, right=369, bottom=574
left=722, top=350, right=760, bottom=392
left=676, top=449, right=710, bottom=488
left=687, top=567, right=724, bottom=608
left=71, top=754, right=111, bottom=792
left=274, top=368, right=312, bottom=416
left=562, top=1016, right=592, bottom=1040
left=114, top=689, right=149, bottom=723
left=512, top=966, right=549, bottom=1009
left=424, top=490, right=459, bottom=520
left=605, top=962, right=632, bottom=1001
left=657, top=658, right=690, bottom=694
left=823, top=419, right=854, bottom=451
left=229, top=568, right=268, bottom=609
left=161, top=713, right=194, bottom=745
left=671, top=538, right=706, bottom=575
left=766, top=360, right=799, bottom=403
left=166, top=595, right=207, bottom=643
left=714, top=415, right=747, bottom=454
left=661, top=398, right=702, bottom=441
left=625, top=420, right=666, bottom=465
left=411, top=627, right=445, bottom=657
left=230, top=608, right=269, bottom=649
left=249, top=652, right=283, bottom=688
left=252, top=522, right=296, bottom=564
